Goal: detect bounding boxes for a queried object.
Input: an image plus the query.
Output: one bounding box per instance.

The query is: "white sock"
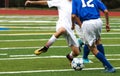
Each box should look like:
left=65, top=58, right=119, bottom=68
left=46, top=35, right=57, bottom=48
left=69, top=51, right=74, bottom=58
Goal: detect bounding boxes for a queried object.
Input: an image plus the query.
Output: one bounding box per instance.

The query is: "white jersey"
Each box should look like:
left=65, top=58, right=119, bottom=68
left=47, top=0, right=72, bottom=30
left=47, top=0, right=79, bottom=47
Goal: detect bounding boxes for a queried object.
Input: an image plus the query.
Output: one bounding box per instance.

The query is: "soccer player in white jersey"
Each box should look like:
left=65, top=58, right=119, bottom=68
left=72, top=0, right=116, bottom=73
left=25, top=0, right=80, bottom=63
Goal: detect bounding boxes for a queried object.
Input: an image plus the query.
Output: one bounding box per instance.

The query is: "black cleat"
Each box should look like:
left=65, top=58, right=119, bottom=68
left=66, top=54, right=73, bottom=63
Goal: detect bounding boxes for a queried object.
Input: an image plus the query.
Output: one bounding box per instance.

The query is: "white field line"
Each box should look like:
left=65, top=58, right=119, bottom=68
left=0, top=32, right=120, bottom=36
left=102, top=33, right=120, bottom=34
left=0, top=38, right=119, bottom=42
left=0, top=38, right=64, bottom=42
left=1, top=23, right=120, bottom=25
left=0, top=44, right=120, bottom=50
left=0, top=46, right=67, bottom=50
left=0, top=16, right=119, bottom=20
left=0, top=33, right=54, bottom=36
left=1, top=16, right=119, bottom=19
left=0, top=29, right=120, bottom=32
left=0, top=25, right=120, bottom=30
left=0, top=15, right=57, bottom=18
left=0, top=29, right=55, bottom=32
left=0, top=67, right=120, bottom=74
left=0, top=24, right=55, bottom=25
left=0, top=20, right=56, bottom=23
left=0, top=56, right=66, bottom=60
left=9, top=54, right=120, bottom=58
left=0, top=53, right=7, bottom=56
left=0, top=55, right=120, bottom=61
left=1, top=26, right=56, bottom=29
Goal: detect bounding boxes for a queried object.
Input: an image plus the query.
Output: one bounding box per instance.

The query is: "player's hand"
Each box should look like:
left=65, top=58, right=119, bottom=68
left=25, top=1, right=31, bottom=6
left=106, top=24, right=110, bottom=32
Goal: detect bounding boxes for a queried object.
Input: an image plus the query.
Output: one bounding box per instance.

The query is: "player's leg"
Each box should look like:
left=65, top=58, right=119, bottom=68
left=77, top=38, right=92, bottom=63
left=66, top=33, right=80, bottom=63
left=34, top=27, right=66, bottom=55
left=66, top=45, right=80, bottom=63
left=89, top=44, right=115, bottom=73
left=75, top=24, right=91, bottom=63
left=82, top=44, right=92, bottom=63
left=96, top=38, right=105, bottom=56
left=83, top=19, right=115, bottom=72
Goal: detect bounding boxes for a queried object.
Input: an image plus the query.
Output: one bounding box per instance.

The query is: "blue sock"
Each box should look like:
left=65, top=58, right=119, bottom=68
left=83, top=44, right=90, bottom=59
left=97, top=44, right=105, bottom=56
left=96, top=52, right=113, bottom=69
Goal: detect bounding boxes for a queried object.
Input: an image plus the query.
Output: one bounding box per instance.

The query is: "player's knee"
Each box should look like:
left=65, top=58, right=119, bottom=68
left=96, top=39, right=102, bottom=45
left=59, top=27, right=66, bottom=33
left=74, top=50, right=80, bottom=57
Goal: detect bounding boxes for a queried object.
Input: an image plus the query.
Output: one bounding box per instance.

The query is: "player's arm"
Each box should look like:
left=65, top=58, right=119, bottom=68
left=71, top=14, right=82, bottom=30
left=71, top=0, right=82, bottom=30
left=97, top=0, right=110, bottom=32
left=104, top=9, right=110, bottom=32
left=25, top=0, right=48, bottom=6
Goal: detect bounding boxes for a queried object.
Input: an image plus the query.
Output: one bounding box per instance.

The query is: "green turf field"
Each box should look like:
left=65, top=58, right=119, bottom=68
left=0, top=15, right=120, bottom=76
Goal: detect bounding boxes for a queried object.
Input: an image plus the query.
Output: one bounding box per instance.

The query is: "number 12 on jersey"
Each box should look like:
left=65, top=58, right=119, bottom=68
left=81, top=0, right=94, bottom=7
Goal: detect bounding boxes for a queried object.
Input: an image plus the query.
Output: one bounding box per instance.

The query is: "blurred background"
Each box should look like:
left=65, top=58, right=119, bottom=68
left=0, top=0, right=120, bottom=10
left=0, top=0, right=48, bottom=9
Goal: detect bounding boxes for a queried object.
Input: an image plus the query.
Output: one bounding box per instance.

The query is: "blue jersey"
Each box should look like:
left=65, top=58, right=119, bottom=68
left=72, top=0, right=107, bottom=22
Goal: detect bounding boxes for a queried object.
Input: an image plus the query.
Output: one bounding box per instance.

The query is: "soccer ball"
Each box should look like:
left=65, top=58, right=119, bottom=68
left=71, top=58, right=84, bottom=70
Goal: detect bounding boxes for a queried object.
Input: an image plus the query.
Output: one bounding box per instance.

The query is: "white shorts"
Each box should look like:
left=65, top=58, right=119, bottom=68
left=81, top=18, right=103, bottom=46
left=62, top=32, right=78, bottom=47
left=56, top=21, right=79, bottom=47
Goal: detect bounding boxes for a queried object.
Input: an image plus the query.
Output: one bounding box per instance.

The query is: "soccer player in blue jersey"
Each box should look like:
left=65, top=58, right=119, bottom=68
left=72, top=0, right=116, bottom=73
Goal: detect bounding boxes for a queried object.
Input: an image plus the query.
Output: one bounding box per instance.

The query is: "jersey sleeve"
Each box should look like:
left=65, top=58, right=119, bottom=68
left=47, top=0, right=60, bottom=8
left=96, top=0, right=107, bottom=12
left=72, top=0, right=78, bottom=15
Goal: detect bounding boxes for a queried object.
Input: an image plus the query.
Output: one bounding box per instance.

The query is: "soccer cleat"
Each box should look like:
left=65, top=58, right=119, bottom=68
left=66, top=54, right=73, bottom=63
left=104, top=68, right=116, bottom=73
left=78, top=38, right=84, bottom=47
left=83, top=58, right=93, bottom=63
left=34, top=46, right=48, bottom=55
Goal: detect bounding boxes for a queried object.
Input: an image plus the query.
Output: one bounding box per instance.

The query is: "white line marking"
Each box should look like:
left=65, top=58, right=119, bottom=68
left=0, top=44, right=120, bottom=50
left=0, top=21, right=120, bottom=27
left=0, top=53, right=7, bottom=56
left=0, top=29, right=55, bottom=32
left=0, top=46, right=68, bottom=50
left=0, top=54, right=119, bottom=60
left=10, top=54, right=36, bottom=57
left=0, top=67, right=120, bottom=74
left=0, top=56, right=66, bottom=60
left=0, top=29, right=120, bottom=32
left=0, top=38, right=119, bottom=42
left=1, top=26, right=55, bottom=29
left=0, top=15, right=57, bottom=18
left=0, top=33, right=53, bottom=36
left=0, top=20, right=56, bottom=23
left=0, top=39, right=64, bottom=42
left=0, top=33, right=120, bottom=36
left=9, top=54, right=120, bottom=58
left=0, top=23, right=55, bottom=25
left=108, top=59, right=120, bottom=60
left=102, top=33, right=120, bottom=34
